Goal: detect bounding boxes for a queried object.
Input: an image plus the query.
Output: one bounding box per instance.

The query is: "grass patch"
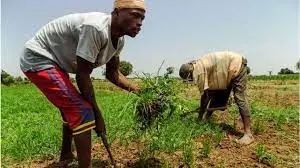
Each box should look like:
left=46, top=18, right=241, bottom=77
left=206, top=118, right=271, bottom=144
left=200, top=138, right=212, bottom=158
left=1, top=85, right=137, bottom=165
left=1, top=85, right=62, bottom=164
left=229, top=101, right=298, bottom=132
left=142, top=116, right=223, bottom=153
left=183, top=141, right=195, bottom=167
left=1, top=84, right=222, bottom=166
left=213, top=128, right=224, bottom=147
left=255, top=143, right=277, bottom=166
left=2, top=77, right=297, bottom=167
left=253, top=118, right=265, bottom=135
left=250, top=101, right=298, bottom=124
left=96, top=90, right=137, bottom=144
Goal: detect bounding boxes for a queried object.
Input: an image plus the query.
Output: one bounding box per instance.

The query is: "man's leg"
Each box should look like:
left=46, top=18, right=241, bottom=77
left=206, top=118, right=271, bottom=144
left=60, top=124, right=75, bottom=162
left=233, top=90, right=252, bottom=133
left=233, top=91, right=253, bottom=145
left=232, top=58, right=254, bottom=145
left=74, top=130, right=92, bottom=168
left=24, top=67, right=95, bottom=166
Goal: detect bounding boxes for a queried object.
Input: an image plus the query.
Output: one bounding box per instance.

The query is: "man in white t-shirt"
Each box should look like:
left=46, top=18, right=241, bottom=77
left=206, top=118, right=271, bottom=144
left=179, top=51, right=254, bottom=145
left=20, top=0, right=146, bottom=167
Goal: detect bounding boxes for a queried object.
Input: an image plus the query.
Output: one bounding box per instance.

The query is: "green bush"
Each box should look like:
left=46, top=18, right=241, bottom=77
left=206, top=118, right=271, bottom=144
left=2, top=76, right=15, bottom=86
left=1, top=70, right=15, bottom=86
left=119, top=61, right=133, bottom=76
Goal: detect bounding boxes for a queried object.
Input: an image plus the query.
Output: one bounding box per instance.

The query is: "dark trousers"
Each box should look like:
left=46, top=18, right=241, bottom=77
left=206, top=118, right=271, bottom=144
left=200, top=58, right=250, bottom=119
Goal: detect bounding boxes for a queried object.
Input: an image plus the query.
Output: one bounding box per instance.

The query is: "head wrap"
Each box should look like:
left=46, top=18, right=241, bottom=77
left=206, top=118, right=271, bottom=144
left=114, top=0, right=146, bottom=10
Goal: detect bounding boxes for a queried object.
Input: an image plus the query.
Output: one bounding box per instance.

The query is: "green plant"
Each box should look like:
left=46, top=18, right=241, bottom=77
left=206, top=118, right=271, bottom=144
left=255, top=143, right=267, bottom=162
left=183, top=142, right=195, bottom=167
left=255, top=143, right=277, bottom=166
left=200, top=139, right=211, bottom=158
left=275, top=92, right=279, bottom=105
left=253, top=118, right=265, bottom=135
left=133, top=62, right=182, bottom=130
left=214, top=129, right=224, bottom=147
left=135, top=150, right=150, bottom=167
left=275, top=114, right=285, bottom=130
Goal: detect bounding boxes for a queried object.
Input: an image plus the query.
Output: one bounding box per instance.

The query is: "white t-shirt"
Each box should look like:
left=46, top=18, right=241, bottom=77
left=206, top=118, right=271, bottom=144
left=20, top=12, right=125, bottom=73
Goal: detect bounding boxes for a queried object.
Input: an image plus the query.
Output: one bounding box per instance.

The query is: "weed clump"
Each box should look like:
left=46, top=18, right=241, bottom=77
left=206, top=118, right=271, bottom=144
left=134, top=64, right=181, bottom=130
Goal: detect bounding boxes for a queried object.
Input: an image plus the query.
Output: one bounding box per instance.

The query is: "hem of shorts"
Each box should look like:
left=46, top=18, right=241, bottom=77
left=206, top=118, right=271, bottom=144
left=73, top=125, right=96, bottom=135
left=72, top=121, right=96, bottom=135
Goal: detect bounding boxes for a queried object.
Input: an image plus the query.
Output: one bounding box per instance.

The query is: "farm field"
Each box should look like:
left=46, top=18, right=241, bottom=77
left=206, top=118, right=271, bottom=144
left=1, top=77, right=299, bottom=168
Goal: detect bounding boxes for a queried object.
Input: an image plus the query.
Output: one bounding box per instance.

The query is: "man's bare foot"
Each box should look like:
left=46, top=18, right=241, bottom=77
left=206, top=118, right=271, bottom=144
left=57, top=160, right=70, bottom=168
left=60, top=152, right=76, bottom=162
left=236, top=133, right=254, bottom=145
left=58, top=153, right=76, bottom=168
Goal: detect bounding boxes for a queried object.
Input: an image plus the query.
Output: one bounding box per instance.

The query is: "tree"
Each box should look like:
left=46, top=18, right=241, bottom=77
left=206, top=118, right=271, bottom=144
left=2, top=76, right=15, bottom=86
left=1, top=70, right=9, bottom=80
left=246, top=66, right=251, bottom=75
left=268, top=71, right=272, bottom=76
left=15, top=76, right=23, bottom=83
left=1, top=70, right=15, bottom=86
left=296, top=60, right=300, bottom=71
left=278, top=68, right=294, bottom=75
left=166, top=67, right=175, bottom=75
left=23, top=77, right=30, bottom=84
left=119, top=61, right=133, bottom=76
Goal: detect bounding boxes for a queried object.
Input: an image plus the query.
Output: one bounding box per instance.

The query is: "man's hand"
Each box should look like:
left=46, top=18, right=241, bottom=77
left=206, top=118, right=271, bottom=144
left=130, top=83, right=140, bottom=93
left=106, top=56, right=141, bottom=93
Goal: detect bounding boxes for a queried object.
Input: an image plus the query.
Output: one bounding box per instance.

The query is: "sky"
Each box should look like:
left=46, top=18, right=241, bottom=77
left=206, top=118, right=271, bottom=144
left=1, top=0, right=299, bottom=78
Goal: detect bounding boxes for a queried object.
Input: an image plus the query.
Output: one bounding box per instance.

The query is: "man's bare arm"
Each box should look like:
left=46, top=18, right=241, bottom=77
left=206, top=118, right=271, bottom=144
left=106, top=56, right=139, bottom=92
left=76, top=56, right=105, bottom=134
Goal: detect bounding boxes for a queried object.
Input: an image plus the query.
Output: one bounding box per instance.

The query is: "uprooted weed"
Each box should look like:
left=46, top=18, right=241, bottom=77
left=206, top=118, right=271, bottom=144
left=134, top=67, right=183, bottom=130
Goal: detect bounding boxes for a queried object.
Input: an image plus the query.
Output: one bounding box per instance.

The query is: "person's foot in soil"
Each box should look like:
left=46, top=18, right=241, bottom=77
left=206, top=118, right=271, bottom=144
left=236, top=133, right=254, bottom=145
left=57, top=160, right=70, bottom=168
left=59, top=152, right=76, bottom=167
